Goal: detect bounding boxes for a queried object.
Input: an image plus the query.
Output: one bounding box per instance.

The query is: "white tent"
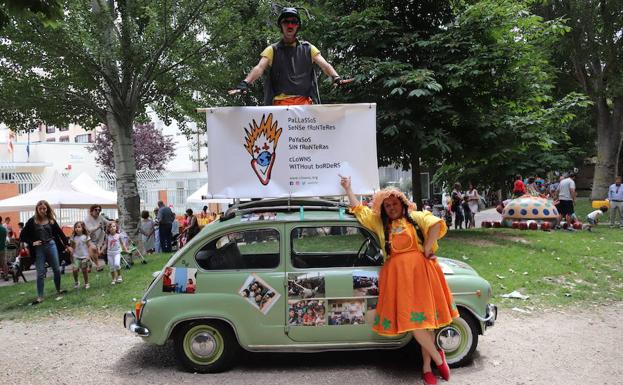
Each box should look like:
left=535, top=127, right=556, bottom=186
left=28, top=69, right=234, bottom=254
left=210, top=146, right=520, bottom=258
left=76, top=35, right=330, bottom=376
left=186, top=183, right=234, bottom=205
left=71, top=172, right=117, bottom=201
left=0, top=170, right=117, bottom=212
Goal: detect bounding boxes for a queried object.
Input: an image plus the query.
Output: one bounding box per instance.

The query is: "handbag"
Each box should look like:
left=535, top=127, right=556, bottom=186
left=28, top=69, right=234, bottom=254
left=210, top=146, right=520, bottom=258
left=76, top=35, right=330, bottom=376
left=478, top=197, right=486, bottom=211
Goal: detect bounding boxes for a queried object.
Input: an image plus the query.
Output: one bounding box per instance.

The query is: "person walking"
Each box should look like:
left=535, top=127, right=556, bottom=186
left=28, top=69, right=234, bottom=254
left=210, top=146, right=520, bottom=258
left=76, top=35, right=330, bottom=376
left=0, top=218, right=7, bottom=281
left=19, top=200, right=70, bottom=305
left=340, top=176, right=457, bottom=385
left=466, top=182, right=480, bottom=228
left=183, top=209, right=200, bottom=244
left=607, top=176, right=623, bottom=228
left=558, top=172, right=577, bottom=224
left=451, top=183, right=464, bottom=230
left=139, top=210, right=156, bottom=254
left=157, top=201, right=174, bottom=252
left=230, top=7, right=348, bottom=105
left=84, top=204, right=109, bottom=270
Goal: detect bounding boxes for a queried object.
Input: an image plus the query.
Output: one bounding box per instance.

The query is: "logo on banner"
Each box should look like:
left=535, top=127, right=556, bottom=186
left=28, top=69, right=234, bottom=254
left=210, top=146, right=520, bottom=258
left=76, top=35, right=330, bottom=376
left=243, top=114, right=283, bottom=185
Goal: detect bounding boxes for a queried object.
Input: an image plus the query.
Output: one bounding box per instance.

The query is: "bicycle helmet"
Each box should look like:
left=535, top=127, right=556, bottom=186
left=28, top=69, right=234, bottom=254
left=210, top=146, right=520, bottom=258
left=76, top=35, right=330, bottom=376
left=277, top=7, right=301, bottom=28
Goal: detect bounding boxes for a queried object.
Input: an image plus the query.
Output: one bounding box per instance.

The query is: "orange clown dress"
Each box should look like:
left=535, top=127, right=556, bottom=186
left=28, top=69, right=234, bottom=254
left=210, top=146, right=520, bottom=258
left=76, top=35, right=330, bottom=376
left=352, top=205, right=459, bottom=336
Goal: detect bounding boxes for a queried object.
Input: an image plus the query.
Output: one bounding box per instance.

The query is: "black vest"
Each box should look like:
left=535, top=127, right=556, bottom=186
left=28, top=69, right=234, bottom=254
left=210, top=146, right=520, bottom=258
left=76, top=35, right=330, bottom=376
left=263, top=40, right=319, bottom=105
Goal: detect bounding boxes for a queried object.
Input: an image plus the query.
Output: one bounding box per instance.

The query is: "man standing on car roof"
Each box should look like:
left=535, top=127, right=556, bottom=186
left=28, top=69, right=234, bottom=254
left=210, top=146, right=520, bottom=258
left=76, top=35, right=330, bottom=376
left=231, top=7, right=348, bottom=106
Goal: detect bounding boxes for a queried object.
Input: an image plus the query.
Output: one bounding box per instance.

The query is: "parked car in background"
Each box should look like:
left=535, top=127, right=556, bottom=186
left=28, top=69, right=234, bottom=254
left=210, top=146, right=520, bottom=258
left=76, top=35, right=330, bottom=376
left=124, top=198, right=497, bottom=373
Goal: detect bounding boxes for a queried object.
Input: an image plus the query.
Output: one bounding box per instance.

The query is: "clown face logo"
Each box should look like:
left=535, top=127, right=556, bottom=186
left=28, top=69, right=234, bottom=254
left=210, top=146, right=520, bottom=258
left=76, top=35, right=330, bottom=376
left=244, top=113, right=283, bottom=185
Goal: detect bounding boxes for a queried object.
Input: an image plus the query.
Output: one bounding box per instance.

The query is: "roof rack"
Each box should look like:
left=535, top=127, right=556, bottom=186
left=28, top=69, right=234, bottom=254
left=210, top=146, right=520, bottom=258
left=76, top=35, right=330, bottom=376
left=221, top=197, right=348, bottom=221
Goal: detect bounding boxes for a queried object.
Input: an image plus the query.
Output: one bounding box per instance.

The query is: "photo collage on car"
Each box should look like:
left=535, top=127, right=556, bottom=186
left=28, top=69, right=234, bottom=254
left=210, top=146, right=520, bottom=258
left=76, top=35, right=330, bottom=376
left=162, top=266, right=198, bottom=294
left=286, top=270, right=380, bottom=326
left=239, top=273, right=281, bottom=315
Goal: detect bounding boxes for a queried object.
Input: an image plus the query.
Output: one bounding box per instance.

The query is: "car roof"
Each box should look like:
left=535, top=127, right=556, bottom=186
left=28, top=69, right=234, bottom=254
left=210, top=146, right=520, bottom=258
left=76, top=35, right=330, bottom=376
left=209, top=198, right=358, bottom=230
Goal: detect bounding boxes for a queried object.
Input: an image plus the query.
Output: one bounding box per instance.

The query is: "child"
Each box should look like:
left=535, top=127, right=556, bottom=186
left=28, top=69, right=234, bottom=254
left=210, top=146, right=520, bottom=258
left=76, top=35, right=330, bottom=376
left=70, top=221, right=94, bottom=289
left=585, top=206, right=608, bottom=232
left=104, top=222, right=128, bottom=285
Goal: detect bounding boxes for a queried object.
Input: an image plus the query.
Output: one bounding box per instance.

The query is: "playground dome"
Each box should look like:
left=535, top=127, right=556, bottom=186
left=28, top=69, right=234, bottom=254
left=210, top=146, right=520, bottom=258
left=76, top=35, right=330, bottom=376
left=502, top=196, right=559, bottom=226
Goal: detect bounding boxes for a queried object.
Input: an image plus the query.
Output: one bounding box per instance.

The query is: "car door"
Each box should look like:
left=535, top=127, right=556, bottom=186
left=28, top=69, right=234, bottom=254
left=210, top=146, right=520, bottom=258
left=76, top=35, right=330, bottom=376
left=284, top=222, right=402, bottom=343
left=193, top=224, right=288, bottom=346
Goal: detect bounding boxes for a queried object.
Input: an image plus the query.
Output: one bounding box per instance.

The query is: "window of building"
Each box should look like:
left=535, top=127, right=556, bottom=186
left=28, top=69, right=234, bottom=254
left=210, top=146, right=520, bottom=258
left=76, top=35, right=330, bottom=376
left=195, top=228, right=280, bottom=270
left=74, top=134, right=92, bottom=143
left=59, top=126, right=69, bottom=131
left=45, top=125, right=56, bottom=134
left=46, top=138, right=56, bottom=142
left=290, top=226, right=382, bottom=268
left=59, top=136, right=70, bottom=142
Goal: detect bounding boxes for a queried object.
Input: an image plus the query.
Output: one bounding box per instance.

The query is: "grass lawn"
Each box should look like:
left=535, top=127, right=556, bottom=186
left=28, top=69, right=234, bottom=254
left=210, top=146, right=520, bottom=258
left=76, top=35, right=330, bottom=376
left=1, top=198, right=621, bottom=320
left=0, top=253, right=172, bottom=320
left=439, top=198, right=623, bottom=310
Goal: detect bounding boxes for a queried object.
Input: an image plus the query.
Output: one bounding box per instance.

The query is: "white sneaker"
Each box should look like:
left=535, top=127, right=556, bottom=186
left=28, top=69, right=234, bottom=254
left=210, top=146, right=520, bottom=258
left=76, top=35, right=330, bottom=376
left=74, top=282, right=80, bottom=289
left=85, top=283, right=90, bottom=289
left=116, top=276, right=123, bottom=283
left=111, top=281, right=116, bottom=285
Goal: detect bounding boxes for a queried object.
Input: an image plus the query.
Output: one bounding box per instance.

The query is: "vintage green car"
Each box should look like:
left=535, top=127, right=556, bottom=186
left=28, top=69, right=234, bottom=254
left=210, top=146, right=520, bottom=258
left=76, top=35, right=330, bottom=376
left=124, top=199, right=496, bottom=373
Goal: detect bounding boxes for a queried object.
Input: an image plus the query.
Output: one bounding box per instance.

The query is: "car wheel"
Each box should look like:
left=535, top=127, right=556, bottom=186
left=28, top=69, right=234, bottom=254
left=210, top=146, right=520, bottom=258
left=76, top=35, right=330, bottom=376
left=174, top=320, right=239, bottom=373
left=435, top=308, right=479, bottom=367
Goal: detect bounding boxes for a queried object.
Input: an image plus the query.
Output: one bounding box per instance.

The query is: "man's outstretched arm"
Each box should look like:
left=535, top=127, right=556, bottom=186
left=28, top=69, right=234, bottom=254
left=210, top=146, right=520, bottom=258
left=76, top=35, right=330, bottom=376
left=245, top=57, right=271, bottom=84
left=313, top=54, right=339, bottom=79
left=229, top=57, right=270, bottom=95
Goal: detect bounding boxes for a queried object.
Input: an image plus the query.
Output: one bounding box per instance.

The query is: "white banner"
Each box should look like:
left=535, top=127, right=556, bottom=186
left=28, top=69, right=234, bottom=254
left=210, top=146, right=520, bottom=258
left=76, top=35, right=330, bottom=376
left=205, top=103, right=379, bottom=198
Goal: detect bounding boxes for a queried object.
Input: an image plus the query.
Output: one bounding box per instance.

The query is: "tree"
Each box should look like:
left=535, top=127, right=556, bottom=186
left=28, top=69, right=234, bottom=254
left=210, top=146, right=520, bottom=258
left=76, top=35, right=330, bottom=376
left=88, top=122, right=175, bottom=173
left=0, top=0, right=236, bottom=240
left=535, top=0, right=623, bottom=199
left=318, top=0, right=588, bottom=206
left=0, top=0, right=62, bottom=29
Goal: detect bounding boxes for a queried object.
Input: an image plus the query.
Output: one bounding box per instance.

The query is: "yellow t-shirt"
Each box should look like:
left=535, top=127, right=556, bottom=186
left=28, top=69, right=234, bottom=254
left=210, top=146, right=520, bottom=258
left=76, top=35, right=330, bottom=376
left=351, top=205, right=447, bottom=260
left=261, top=43, right=320, bottom=101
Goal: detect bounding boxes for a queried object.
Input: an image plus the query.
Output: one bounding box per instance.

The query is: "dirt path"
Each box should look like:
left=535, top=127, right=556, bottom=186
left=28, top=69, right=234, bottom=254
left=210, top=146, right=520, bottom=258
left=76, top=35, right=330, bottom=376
left=1, top=302, right=621, bottom=385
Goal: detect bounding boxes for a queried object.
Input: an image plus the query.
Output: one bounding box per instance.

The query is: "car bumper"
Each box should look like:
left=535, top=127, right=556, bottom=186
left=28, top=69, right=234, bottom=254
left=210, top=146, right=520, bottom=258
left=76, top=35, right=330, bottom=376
left=485, top=304, right=497, bottom=328
left=123, top=311, right=150, bottom=337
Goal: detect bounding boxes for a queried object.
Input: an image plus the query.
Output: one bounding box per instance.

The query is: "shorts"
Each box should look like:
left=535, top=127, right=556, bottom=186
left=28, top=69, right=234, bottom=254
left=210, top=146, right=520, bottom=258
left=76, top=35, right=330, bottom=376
left=107, top=253, right=121, bottom=271
left=73, top=257, right=92, bottom=270
left=558, top=200, right=574, bottom=217
left=587, top=217, right=597, bottom=225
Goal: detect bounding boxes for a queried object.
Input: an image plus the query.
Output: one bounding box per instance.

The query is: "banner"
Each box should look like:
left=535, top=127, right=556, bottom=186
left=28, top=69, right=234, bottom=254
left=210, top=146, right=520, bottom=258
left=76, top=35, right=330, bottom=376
left=205, top=103, right=379, bottom=198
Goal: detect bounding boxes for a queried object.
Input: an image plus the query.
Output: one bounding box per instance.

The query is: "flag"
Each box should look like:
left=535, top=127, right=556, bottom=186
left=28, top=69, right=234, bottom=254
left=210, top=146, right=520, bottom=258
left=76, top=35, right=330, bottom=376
left=7, top=131, right=15, bottom=153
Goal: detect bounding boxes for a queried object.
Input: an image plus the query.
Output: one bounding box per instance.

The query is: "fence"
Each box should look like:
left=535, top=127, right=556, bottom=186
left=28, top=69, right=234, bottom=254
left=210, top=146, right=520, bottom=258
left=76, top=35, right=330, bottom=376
left=1, top=168, right=207, bottom=226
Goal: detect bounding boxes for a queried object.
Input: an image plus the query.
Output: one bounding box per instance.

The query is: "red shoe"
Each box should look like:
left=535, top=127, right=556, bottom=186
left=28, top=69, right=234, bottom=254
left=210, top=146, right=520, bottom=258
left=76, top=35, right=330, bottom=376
left=436, top=349, right=450, bottom=381
left=422, top=371, right=437, bottom=385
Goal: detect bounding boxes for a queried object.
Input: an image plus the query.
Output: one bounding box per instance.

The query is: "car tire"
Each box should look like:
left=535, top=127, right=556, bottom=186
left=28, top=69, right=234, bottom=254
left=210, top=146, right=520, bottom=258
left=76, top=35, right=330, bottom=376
left=174, top=320, right=239, bottom=373
left=435, top=308, right=479, bottom=367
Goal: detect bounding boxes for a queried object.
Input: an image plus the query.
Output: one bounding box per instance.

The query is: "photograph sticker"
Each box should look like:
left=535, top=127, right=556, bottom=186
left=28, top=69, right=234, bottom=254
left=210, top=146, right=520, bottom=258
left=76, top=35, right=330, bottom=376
left=328, top=299, right=365, bottom=326
left=352, top=270, right=379, bottom=297
left=288, top=272, right=325, bottom=299
left=288, top=299, right=326, bottom=326
left=239, top=274, right=281, bottom=315
left=162, top=267, right=197, bottom=294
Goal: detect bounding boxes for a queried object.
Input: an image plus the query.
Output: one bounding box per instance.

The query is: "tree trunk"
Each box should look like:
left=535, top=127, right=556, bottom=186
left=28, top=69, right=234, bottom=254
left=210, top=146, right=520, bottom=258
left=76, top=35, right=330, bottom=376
left=591, top=97, right=623, bottom=199
left=106, top=110, right=141, bottom=243
left=410, top=154, right=423, bottom=210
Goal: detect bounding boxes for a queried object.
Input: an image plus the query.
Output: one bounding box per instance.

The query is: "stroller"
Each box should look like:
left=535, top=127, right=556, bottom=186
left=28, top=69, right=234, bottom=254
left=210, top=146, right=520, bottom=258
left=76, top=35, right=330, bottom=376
left=119, top=232, right=148, bottom=270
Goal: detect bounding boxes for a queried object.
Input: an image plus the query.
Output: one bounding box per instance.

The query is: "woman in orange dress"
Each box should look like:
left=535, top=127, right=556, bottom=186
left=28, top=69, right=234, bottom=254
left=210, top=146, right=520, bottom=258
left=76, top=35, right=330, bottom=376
left=340, top=176, right=458, bottom=385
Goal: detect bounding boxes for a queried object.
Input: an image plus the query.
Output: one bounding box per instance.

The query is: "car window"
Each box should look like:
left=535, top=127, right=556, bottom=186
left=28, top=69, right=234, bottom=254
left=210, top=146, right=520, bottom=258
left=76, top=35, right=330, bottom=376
left=291, top=226, right=382, bottom=268
left=195, top=228, right=280, bottom=270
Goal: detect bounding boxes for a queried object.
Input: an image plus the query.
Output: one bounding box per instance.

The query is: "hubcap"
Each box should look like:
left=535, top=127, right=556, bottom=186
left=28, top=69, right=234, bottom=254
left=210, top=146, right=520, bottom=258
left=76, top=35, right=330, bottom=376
left=183, top=325, right=225, bottom=365
left=191, top=332, right=217, bottom=357
left=437, top=326, right=462, bottom=351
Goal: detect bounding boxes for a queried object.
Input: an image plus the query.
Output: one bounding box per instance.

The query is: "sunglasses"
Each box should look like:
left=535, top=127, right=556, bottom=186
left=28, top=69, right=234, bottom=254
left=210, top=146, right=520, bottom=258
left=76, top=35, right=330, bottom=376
left=281, top=19, right=300, bottom=25
left=93, top=208, right=102, bottom=212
